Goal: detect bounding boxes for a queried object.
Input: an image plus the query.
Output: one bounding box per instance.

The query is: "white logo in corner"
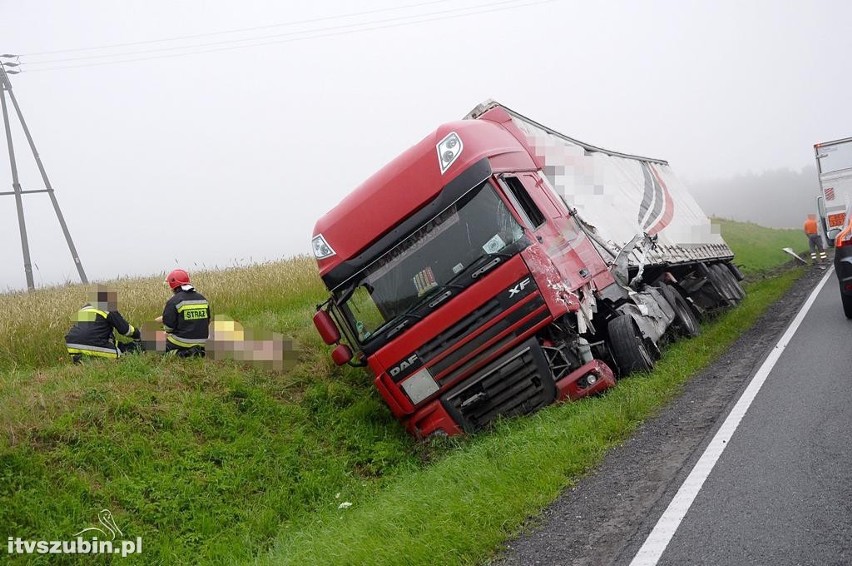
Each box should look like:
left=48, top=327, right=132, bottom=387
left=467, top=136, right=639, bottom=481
left=73, top=509, right=123, bottom=540
left=6, top=508, right=142, bottom=557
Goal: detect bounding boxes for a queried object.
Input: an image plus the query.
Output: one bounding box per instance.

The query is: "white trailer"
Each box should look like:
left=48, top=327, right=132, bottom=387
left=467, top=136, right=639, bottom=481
left=815, top=137, right=852, bottom=245
left=466, top=101, right=741, bottom=314
left=467, top=101, right=732, bottom=268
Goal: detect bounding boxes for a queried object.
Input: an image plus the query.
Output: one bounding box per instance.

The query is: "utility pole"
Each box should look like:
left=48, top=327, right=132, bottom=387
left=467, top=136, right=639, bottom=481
left=0, top=55, right=87, bottom=290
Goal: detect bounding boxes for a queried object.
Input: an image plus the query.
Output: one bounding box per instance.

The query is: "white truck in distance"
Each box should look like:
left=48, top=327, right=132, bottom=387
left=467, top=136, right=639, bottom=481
left=815, top=137, right=852, bottom=245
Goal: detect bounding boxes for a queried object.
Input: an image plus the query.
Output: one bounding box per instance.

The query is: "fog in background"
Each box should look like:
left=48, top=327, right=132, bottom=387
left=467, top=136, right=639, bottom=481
left=690, top=165, right=819, bottom=229
left=1, top=0, right=850, bottom=290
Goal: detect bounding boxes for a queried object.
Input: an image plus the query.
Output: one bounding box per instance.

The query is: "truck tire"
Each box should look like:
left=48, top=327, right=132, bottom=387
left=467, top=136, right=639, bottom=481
left=716, top=264, right=745, bottom=300
left=607, top=315, right=654, bottom=377
left=710, top=264, right=739, bottom=302
left=729, top=269, right=746, bottom=299
left=695, top=263, right=733, bottom=309
left=660, top=284, right=701, bottom=338
left=707, top=264, right=738, bottom=306
left=725, top=262, right=745, bottom=282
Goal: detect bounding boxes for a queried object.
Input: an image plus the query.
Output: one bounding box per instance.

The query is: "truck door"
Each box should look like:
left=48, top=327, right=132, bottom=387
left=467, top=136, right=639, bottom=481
left=498, top=172, right=609, bottom=291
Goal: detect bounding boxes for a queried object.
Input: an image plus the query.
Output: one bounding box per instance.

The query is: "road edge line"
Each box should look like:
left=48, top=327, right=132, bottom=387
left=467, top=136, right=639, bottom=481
left=629, top=266, right=835, bottom=566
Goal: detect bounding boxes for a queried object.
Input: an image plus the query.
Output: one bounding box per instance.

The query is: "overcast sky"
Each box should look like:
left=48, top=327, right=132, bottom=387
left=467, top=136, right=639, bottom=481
left=0, top=0, right=850, bottom=290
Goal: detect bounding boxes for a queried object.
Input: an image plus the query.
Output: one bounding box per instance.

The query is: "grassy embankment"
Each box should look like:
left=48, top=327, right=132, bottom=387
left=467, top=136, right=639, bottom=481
left=0, top=220, right=806, bottom=564
left=713, top=217, right=806, bottom=272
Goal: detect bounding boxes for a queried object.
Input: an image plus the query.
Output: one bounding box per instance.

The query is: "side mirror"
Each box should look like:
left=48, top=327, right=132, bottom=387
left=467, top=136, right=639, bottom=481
left=331, top=344, right=353, bottom=366
left=313, top=310, right=341, bottom=345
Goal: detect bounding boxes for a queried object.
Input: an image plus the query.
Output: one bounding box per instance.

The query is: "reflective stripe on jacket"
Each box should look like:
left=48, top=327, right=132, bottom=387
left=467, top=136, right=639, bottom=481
left=163, top=288, right=210, bottom=350
left=64, top=305, right=136, bottom=357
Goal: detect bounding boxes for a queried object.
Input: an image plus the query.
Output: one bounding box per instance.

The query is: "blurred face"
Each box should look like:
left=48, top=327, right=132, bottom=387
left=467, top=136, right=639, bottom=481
left=89, top=286, right=118, bottom=311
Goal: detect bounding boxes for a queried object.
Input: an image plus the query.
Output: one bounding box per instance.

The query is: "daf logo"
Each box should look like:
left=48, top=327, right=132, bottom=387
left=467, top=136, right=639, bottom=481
left=390, top=354, right=419, bottom=377
left=508, top=277, right=532, bottom=299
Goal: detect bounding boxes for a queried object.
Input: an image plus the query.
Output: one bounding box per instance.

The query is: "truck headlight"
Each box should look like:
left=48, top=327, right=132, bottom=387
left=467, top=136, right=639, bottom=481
left=401, top=368, right=439, bottom=405
left=312, top=234, right=335, bottom=259
left=436, top=131, right=463, bottom=175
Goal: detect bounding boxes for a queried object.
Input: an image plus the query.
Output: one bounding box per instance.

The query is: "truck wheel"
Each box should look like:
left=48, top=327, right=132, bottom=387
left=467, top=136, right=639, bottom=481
left=716, top=264, right=745, bottom=300
left=842, top=293, right=852, bottom=319
left=660, top=284, right=701, bottom=338
left=706, top=265, right=738, bottom=306
left=728, top=268, right=746, bottom=299
left=725, top=262, right=745, bottom=282
left=607, top=315, right=654, bottom=377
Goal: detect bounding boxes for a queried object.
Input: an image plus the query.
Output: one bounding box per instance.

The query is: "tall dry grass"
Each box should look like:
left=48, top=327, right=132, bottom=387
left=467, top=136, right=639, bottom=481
left=0, top=255, right=326, bottom=371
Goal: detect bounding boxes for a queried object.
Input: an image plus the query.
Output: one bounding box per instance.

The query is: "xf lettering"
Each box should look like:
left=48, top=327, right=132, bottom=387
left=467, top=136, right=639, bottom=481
left=508, top=278, right=532, bottom=298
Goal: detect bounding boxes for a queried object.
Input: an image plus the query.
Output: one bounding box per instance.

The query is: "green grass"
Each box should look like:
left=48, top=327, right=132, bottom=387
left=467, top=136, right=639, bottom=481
left=0, top=221, right=807, bottom=564
left=261, top=270, right=802, bottom=565
left=714, top=218, right=807, bottom=274
left=1, top=354, right=419, bottom=563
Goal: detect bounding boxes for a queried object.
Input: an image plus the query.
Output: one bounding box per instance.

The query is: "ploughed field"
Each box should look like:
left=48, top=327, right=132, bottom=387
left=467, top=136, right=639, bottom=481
left=0, top=220, right=806, bottom=564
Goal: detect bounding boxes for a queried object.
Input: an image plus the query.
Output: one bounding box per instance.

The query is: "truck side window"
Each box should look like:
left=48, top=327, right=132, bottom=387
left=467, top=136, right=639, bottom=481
left=502, top=176, right=545, bottom=229
left=346, top=284, right=386, bottom=341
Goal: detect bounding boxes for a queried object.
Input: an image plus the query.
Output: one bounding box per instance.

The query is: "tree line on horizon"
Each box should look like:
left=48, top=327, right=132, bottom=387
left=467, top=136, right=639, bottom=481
left=688, top=165, right=819, bottom=229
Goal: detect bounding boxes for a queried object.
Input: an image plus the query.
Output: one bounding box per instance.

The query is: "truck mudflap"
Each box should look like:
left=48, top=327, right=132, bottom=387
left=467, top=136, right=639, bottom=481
left=441, top=337, right=555, bottom=434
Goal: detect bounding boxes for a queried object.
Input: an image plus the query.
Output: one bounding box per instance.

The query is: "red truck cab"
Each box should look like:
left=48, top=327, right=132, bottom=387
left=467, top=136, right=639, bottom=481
left=312, top=111, right=618, bottom=437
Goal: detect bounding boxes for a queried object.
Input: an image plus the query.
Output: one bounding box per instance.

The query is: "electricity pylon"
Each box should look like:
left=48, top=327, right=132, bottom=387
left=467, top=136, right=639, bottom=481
left=0, top=55, right=87, bottom=290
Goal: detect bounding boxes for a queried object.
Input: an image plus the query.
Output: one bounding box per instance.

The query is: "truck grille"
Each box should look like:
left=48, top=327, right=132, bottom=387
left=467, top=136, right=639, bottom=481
left=441, top=338, right=556, bottom=433
left=417, top=299, right=502, bottom=362
left=432, top=295, right=547, bottom=384
left=390, top=276, right=545, bottom=384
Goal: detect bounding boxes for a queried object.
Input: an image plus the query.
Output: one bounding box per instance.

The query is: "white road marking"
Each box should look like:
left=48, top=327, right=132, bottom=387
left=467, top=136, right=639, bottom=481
left=629, top=266, right=836, bottom=566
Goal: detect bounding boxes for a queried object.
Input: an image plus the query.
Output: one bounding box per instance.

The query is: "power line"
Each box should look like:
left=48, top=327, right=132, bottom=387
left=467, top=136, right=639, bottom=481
left=21, top=0, right=453, bottom=58
left=21, top=0, right=556, bottom=73
left=24, top=0, right=538, bottom=66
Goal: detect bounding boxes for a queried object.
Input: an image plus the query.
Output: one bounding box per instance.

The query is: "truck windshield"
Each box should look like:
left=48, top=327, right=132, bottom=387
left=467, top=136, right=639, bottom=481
left=338, top=182, right=525, bottom=343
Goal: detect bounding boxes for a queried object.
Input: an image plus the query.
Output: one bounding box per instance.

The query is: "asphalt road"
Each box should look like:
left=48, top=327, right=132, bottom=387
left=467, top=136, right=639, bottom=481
left=652, top=268, right=852, bottom=565
left=494, top=266, right=849, bottom=566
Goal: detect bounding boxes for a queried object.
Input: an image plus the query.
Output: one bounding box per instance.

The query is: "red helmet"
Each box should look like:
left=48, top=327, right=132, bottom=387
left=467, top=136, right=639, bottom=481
left=166, top=269, right=191, bottom=289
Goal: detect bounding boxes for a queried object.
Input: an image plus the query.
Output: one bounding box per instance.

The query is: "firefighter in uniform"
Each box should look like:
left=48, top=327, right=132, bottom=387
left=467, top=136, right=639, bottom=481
left=803, top=213, right=828, bottom=263
left=161, top=269, right=210, bottom=357
left=65, top=286, right=141, bottom=362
